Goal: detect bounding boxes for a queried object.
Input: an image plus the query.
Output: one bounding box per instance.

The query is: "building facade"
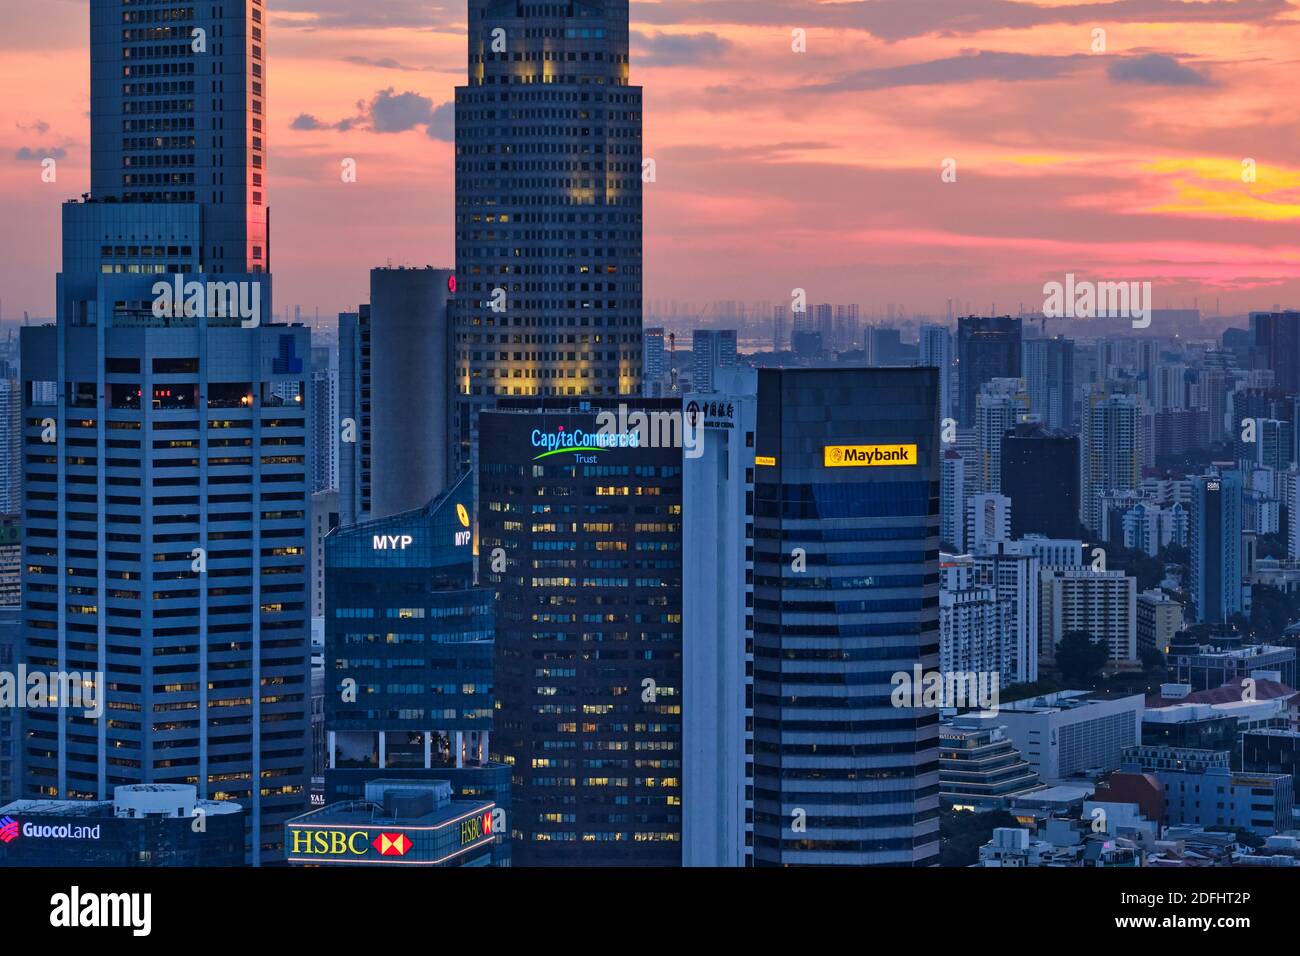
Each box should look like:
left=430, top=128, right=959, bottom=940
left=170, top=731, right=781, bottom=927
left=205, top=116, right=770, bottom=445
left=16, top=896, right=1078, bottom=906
left=452, top=0, right=645, bottom=474
left=751, top=367, right=941, bottom=866
left=479, top=399, right=683, bottom=865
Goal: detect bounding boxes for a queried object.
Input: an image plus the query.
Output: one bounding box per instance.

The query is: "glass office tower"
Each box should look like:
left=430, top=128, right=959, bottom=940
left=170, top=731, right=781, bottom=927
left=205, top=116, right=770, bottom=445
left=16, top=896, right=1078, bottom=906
left=752, top=367, right=941, bottom=866
left=478, top=398, right=682, bottom=865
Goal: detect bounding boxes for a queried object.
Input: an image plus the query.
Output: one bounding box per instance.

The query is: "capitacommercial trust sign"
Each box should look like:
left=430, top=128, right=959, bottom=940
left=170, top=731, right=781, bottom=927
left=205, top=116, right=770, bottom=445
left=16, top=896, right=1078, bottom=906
left=530, top=424, right=640, bottom=461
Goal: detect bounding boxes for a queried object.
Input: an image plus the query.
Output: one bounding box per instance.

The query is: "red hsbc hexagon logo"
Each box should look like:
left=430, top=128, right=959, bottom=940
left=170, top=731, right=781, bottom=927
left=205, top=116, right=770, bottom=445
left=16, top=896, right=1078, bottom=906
left=373, top=832, right=412, bottom=857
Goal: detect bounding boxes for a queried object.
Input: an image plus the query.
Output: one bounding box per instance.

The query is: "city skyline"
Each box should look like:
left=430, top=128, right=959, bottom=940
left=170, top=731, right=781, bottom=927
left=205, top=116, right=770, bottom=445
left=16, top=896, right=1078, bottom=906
left=3, top=1, right=1300, bottom=321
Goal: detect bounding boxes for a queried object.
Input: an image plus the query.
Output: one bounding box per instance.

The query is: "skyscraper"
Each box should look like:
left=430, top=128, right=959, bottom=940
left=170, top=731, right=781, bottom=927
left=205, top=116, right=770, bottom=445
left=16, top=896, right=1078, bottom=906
left=337, top=306, right=372, bottom=526
left=974, top=378, right=1030, bottom=493
left=368, top=267, right=456, bottom=519
left=479, top=399, right=683, bottom=865
left=918, top=324, right=953, bottom=424
left=1251, top=311, right=1300, bottom=393
left=1080, top=388, right=1145, bottom=534
left=1000, top=422, right=1081, bottom=540
left=752, top=367, right=940, bottom=866
left=452, top=0, right=644, bottom=473
left=309, top=346, right=338, bottom=494
left=1191, top=470, right=1244, bottom=624
left=682, top=372, right=756, bottom=867
left=322, top=474, right=510, bottom=851
left=21, top=0, right=311, bottom=864
left=957, top=316, right=1021, bottom=426
left=1020, top=336, right=1074, bottom=431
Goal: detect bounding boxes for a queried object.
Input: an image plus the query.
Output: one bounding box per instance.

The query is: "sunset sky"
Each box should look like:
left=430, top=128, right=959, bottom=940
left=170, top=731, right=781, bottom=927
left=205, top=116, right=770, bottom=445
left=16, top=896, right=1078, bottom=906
left=3, top=0, right=1300, bottom=323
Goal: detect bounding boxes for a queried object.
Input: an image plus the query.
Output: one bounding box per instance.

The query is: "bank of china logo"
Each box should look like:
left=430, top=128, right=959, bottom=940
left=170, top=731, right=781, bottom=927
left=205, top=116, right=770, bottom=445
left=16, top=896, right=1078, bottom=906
left=373, top=832, right=411, bottom=857
left=0, top=816, right=19, bottom=844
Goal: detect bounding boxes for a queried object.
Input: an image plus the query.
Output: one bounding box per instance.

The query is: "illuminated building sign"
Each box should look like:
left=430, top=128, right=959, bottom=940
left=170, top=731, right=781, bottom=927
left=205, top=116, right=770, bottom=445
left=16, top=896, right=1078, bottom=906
left=755, top=456, right=777, bottom=467
left=530, top=425, right=639, bottom=461
left=373, top=534, right=413, bottom=550
left=288, top=828, right=370, bottom=857
left=823, top=444, right=918, bottom=468
left=460, top=811, right=493, bottom=846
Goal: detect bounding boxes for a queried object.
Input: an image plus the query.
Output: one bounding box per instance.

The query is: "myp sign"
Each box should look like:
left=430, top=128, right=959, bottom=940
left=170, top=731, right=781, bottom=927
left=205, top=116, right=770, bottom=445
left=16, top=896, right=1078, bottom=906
left=372, top=534, right=413, bottom=551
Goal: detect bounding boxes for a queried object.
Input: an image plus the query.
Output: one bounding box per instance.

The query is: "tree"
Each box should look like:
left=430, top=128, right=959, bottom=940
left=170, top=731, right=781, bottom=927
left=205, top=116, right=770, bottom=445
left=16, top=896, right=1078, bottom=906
left=939, top=809, right=1020, bottom=867
left=1140, top=646, right=1167, bottom=676
left=1056, top=630, right=1108, bottom=686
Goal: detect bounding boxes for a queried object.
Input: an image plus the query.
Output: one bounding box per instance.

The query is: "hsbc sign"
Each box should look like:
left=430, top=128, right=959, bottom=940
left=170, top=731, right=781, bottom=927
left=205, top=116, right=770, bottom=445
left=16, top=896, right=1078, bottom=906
left=288, top=827, right=412, bottom=858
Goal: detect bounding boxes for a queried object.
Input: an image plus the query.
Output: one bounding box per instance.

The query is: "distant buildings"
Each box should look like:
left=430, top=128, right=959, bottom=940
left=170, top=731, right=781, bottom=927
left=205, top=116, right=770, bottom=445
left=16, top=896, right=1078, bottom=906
left=690, top=329, right=737, bottom=392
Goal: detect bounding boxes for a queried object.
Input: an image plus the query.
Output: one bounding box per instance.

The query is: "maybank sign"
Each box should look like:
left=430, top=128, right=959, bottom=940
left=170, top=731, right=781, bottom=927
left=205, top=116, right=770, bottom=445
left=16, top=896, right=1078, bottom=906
left=824, top=444, right=918, bottom=467
left=531, top=426, right=640, bottom=460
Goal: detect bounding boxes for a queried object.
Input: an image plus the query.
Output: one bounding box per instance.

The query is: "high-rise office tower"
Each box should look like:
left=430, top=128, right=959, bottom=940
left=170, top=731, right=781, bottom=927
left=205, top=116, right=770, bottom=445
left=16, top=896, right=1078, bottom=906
left=1000, top=422, right=1081, bottom=540
left=479, top=398, right=683, bottom=865
left=337, top=306, right=372, bottom=526
left=918, top=324, right=953, bottom=424
left=682, top=371, right=757, bottom=867
left=1251, top=311, right=1300, bottom=393
left=690, top=329, right=737, bottom=393
left=452, top=0, right=644, bottom=474
left=1020, top=336, right=1074, bottom=431
left=643, top=326, right=666, bottom=396
left=1080, top=388, right=1145, bottom=534
left=89, top=0, right=269, bottom=273
left=752, top=367, right=940, bottom=866
left=369, top=267, right=455, bottom=519
left=1191, top=470, right=1244, bottom=624
left=309, top=345, right=338, bottom=494
left=974, top=378, right=1030, bottom=493
left=957, top=316, right=1021, bottom=426
left=322, top=475, right=510, bottom=851
left=21, top=0, right=311, bottom=865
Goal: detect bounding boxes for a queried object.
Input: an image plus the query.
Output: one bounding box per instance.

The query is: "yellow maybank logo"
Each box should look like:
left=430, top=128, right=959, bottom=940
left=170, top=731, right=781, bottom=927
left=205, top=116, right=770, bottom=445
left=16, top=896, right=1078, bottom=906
left=824, top=444, right=918, bottom=467
left=456, top=503, right=470, bottom=528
